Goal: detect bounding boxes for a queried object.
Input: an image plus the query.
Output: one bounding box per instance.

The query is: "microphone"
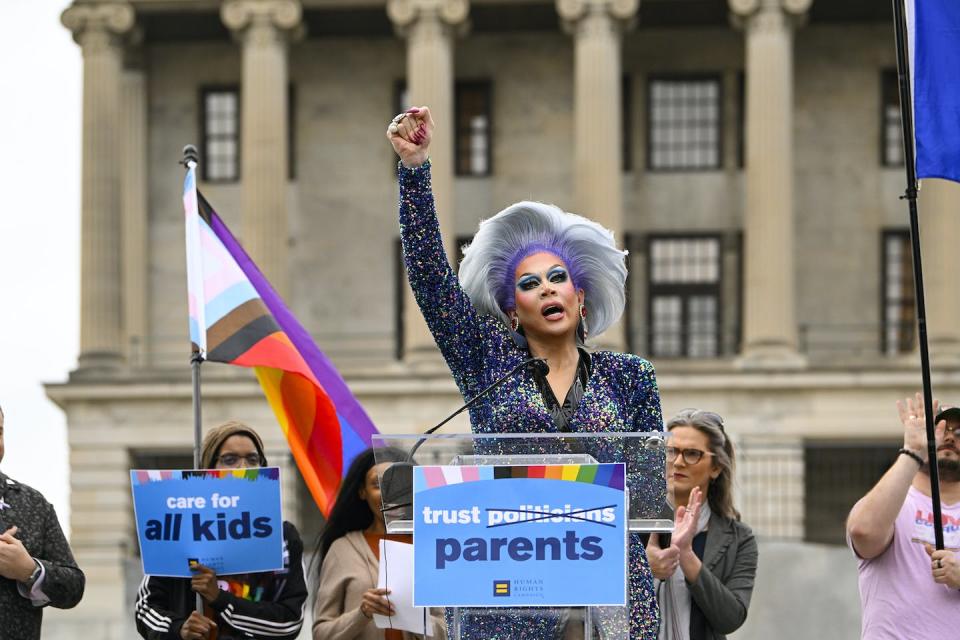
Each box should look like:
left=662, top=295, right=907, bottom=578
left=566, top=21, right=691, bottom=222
left=379, top=357, right=549, bottom=518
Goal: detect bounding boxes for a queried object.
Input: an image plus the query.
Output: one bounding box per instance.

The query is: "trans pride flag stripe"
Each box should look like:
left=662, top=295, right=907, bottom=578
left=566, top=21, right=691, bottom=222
left=183, top=164, right=378, bottom=516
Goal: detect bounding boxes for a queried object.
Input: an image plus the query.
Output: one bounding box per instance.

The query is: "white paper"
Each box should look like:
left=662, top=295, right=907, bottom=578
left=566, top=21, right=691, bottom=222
left=375, top=539, right=435, bottom=637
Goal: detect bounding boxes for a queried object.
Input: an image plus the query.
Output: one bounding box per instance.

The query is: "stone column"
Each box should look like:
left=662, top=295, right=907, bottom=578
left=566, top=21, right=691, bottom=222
left=222, top=0, right=302, bottom=299
left=729, top=0, right=811, bottom=368
left=557, top=0, right=636, bottom=349
left=121, top=56, right=149, bottom=366
left=62, top=2, right=136, bottom=371
left=920, top=179, right=960, bottom=364
left=387, top=0, right=469, bottom=361
left=556, top=0, right=635, bottom=232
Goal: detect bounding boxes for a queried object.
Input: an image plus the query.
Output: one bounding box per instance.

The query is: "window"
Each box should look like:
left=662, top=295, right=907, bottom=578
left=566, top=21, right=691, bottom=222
left=804, top=441, right=899, bottom=545
left=394, top=80, right=493, bottom=176
left=646, top=75, right=722, bottom=171
left=393, top=80, right=409, bottom=125
left=130, top=451, right=194, bottom=471
left=647, top=235, right=722, bottom=358
left=881, top=69, right=905, bottom=167
left=455, top=81, right=492, bottom=176
left=200, top=86, right=240, bottom=182
left=393, top=81, right=409, bottom=173
left=881, top=229, right=915, bottom=354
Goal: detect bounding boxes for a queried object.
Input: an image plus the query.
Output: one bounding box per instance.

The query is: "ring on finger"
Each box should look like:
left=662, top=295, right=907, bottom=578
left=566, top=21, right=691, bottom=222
left=392, top=113, right=408, bottom=124
left=388, top=123, right=399, bottom=134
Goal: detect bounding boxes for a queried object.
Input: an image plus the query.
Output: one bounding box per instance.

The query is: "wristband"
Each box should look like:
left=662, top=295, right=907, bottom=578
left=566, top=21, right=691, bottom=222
left=20, top=558, right=41, bottom=588
left=898, top=448, right=924, bottom=466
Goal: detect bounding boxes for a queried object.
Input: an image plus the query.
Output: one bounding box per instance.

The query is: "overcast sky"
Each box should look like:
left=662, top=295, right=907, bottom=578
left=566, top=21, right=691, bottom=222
left=0, top=0, right=81, bottom=527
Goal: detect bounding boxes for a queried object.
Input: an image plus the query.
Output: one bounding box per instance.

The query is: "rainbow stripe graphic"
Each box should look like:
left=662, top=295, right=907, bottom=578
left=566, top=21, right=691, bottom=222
left=131, top=467, right=282, bottom=486
left=183, top=166, right=378, bottom=516
left=415, top=464, right=625, bottom=491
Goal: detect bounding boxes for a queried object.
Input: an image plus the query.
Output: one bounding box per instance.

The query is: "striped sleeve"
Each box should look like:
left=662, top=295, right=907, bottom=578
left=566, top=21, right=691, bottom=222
left=210, top=521, right=308, bottom=639
left=134, top=575, right=182, bottom=639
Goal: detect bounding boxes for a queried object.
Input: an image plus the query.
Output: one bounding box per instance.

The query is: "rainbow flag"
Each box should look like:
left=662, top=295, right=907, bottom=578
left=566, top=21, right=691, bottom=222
left=183, top=164, right=378, bottom=516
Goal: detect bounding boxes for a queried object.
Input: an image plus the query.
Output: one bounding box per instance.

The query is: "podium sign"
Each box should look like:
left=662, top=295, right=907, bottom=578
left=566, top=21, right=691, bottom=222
left=130, top=467, right=284, bottom=577
left=412, top=463, right=627, bottom=607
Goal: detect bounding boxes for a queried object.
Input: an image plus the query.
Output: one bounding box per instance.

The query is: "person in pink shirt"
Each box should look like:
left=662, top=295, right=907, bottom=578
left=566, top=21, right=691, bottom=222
left=847, top=393, right=960, bottom=638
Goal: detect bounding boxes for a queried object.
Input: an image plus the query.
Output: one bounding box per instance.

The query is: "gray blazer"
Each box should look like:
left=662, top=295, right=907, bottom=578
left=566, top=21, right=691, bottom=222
left=686, top=512, right=758, bottom=640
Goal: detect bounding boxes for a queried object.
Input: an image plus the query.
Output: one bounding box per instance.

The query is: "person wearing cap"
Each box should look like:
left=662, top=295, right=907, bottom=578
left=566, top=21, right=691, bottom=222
left=846, top=393, right=960, bottom=638
left=134, top=421, right=307, bottom=640
left=0, top=403, right=85, bottom=640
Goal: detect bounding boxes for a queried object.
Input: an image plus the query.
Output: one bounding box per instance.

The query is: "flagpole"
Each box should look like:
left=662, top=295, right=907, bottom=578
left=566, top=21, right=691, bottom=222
left=891, top=0, right=944, bottom=550
left=181, top=144, right=208, bottom=617
left=182, top=144, right=205, bottom=470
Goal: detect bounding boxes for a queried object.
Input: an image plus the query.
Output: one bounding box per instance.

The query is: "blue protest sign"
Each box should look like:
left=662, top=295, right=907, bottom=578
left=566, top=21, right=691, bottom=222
left=130, top=468, right=284, bottom=577
left=412, top=463, right=627, bottom=607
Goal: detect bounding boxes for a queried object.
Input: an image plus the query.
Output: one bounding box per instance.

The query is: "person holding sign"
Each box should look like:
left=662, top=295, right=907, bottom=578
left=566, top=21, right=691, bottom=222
left=388, top=109, right=662, bottom=638
left=313, top=447, right=443, bottom=640
left=135, top=421, right=307, bottom=640
left=645, top=410, right=757, bottom=640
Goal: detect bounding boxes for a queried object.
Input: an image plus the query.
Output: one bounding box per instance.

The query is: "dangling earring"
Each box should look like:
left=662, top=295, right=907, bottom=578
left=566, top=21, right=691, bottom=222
left=579, top=304, right=588, bottom=338
left=511, top=315, right=520, bottom=332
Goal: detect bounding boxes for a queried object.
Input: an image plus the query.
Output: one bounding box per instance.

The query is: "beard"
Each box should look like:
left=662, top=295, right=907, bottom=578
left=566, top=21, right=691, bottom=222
left=938, top=457, right=960, bottom=483
left=921, top=454, right=960, bottom=483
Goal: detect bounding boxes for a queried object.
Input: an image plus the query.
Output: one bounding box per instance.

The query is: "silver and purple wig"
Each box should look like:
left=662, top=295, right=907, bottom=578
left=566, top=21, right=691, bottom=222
left=458, top=201, right=628, bottom=339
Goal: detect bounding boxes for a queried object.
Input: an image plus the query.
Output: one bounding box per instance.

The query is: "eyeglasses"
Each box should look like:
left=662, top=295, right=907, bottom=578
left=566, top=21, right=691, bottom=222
left=665, top=446, right=714, bottom=465
left=943, top=423, right=960, bottom=438
left=216, top=453, right=263, bottom=468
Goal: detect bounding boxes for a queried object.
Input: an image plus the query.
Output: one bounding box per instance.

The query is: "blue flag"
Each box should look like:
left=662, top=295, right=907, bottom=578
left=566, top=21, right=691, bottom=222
left=908, top=0, right=960, bottom=182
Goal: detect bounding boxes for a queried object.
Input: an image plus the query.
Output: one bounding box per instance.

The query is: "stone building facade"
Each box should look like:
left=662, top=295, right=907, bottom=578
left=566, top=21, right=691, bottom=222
left=45, top=0, right=960, bottom=638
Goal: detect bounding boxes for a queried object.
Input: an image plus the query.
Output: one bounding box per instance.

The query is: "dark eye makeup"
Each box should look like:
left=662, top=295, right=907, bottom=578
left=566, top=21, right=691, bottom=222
left=517, top=275, right=541, bottom=291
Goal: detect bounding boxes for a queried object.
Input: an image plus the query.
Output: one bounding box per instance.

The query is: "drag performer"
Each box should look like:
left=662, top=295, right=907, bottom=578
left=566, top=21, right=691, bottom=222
left=387, top=107, right=663, bottom=639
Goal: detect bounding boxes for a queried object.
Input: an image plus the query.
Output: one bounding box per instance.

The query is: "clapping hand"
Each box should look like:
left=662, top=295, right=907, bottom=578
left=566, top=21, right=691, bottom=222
left=386, top=106, right=434, bottom=168
left=896, top=393, right=944, bottom=463
left=645, top=488, right=703, bottom=581
left=645, top=533, right=680, bottom=580
left=672, top=487, right=704, bottom=553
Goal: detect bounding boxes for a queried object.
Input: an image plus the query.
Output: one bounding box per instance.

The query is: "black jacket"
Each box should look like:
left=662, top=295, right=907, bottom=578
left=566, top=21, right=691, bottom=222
left=135, top=520, right=307, bottom=640
left=0, top=471, right=85, bottom=640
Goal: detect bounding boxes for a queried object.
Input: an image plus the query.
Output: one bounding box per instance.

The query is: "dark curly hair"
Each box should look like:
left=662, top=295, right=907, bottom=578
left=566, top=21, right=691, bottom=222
left=312, top=447, right=407, bottom=583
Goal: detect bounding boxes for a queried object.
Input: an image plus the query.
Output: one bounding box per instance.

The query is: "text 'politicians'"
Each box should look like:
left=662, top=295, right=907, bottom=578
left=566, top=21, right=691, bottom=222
left=420, top=504, right=616, bottom=527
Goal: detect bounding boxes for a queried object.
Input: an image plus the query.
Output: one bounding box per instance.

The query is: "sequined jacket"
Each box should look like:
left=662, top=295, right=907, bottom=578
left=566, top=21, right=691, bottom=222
left=0, top=471, right=85, bottom=640
left=398, top=162, right=661, bottom=436
left=398, top=162, right=664, bottom=639
left=134, top=521, right=306, bottom=640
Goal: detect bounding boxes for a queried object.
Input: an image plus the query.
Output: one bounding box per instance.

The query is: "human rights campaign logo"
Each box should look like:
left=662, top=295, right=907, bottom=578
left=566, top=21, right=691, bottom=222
left=493, top=580, right=510, bottom=597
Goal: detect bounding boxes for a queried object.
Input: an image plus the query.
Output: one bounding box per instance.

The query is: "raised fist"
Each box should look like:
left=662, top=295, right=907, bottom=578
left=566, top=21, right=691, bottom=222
left=386, top=106, right=434, bottom=168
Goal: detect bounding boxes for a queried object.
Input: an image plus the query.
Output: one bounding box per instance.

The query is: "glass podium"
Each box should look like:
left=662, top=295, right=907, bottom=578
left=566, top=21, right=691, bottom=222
left=372, top=432, right=669, bottom=640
